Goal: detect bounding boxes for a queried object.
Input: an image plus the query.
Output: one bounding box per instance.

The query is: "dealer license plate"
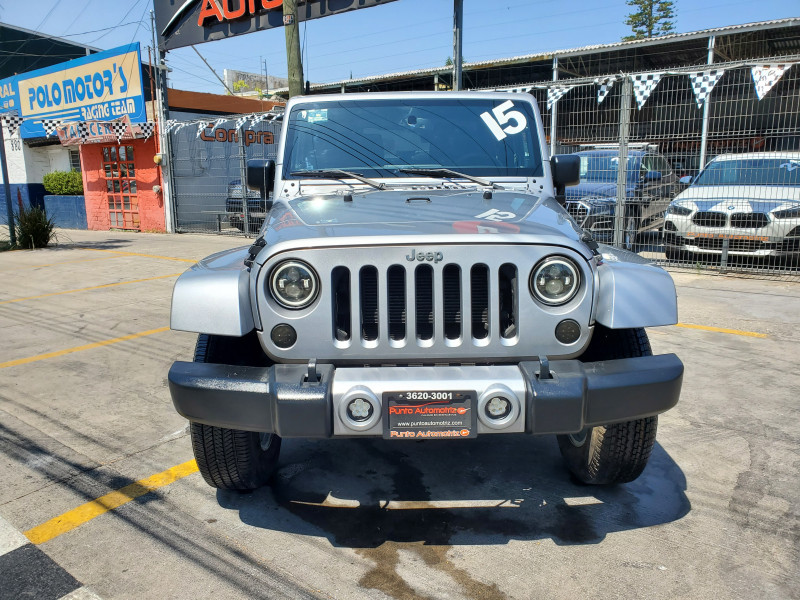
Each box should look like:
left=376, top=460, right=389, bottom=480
left=383, top=390, right=477, bottom=439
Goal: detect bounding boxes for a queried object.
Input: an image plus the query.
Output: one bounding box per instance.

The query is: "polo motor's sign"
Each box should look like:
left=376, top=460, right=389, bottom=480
left=155, top=0, right=398, bottom=51
left=0, top=43, right=146, bottom=139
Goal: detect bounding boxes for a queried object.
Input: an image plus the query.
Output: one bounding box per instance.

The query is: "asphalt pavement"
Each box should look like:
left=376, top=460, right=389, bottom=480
left=0, top=228, right=798, bottom=599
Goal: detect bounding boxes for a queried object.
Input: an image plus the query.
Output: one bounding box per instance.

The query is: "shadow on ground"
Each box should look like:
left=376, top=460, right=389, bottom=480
left=219, top=434, right=690, bottom=549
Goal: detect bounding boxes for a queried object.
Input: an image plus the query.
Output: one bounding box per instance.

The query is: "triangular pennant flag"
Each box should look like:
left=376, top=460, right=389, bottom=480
left=235, top=114, right=250, bottom=130
left=196, top=121, right=211, bottom=138
left=2, top=113, right=24, bottom=136
left=546, top=85, right=574, bottom=111
left=111, top=121, right=128, bottom=143
left=40, top=118, right=62, bottom=136
left=596, top=77, right=615, bottom=104
left=163, top=119, right=180, bottom=135
left=250, top=113, right=267, bottom=127
left=138, top=122, right=156, bottom=140
left=688, top=69, right=725, bottom=109
left=751, top=64, right=792, bottom=100
left=631, top=72, right=663, bottom=110
left=210, top=117, right=227, bottom=132
left=77, top=121, right=89, bottom=142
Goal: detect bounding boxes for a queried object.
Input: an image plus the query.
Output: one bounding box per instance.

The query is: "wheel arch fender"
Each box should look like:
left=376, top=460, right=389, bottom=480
left=594, top=247, right=678, bottom=329
left=170, top=247, right=256, bottom=336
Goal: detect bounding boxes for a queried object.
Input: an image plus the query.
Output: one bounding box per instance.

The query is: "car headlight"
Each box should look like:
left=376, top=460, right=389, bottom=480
left=270, top=260, right=319, bottom=308
left=667, top=204, right=692, bottom=216
left=530, top=257, right=580, bottom=306
left=773, top=206, right=800, bottom=219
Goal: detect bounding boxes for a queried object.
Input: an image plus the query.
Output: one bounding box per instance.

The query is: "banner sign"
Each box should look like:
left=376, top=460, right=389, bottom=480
left=0, top=43, right=146, bottom=139
left=155, top=0, right=398, bottom=51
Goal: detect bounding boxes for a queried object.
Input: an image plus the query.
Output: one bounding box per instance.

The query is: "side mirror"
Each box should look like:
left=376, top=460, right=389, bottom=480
left=551, top=155, right=580, bottom=204
left=645, top=170, right=662, bottom=181
left=246, top=159, right=276, bottom=205
left=679, top=175, right=693, bottom=185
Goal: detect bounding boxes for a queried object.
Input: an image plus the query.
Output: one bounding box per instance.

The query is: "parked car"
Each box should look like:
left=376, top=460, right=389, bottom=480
left=564, top=147, right=680, bottom=250
left=664, top=152, right=800, bottom=263
left=225, top=179, right=266, bottom=233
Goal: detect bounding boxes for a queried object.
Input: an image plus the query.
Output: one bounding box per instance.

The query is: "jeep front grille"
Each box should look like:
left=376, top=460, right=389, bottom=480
left=257, top=245, right=594, bottom=363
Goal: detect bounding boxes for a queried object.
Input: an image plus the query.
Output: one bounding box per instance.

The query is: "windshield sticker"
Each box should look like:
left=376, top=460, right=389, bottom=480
left=476, top=208, right=516, bottom=222
left=480, top=100, right=527, bottom=141
left=781, top=160, right=800, bottom=172
left=299, top=109, right=328, bottom=123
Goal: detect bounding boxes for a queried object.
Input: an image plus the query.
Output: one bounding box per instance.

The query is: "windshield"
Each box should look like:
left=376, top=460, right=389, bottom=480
left=693, top=158, right=800, bottom=186
left=282, top=98, right=543, bottom=179
left=578, top=154, right=642, bottom=183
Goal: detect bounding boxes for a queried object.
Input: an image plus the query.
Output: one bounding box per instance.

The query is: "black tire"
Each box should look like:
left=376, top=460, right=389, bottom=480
left=190, top=333, right=281, bottom=491
left=557, top=326, right=658, bottom=484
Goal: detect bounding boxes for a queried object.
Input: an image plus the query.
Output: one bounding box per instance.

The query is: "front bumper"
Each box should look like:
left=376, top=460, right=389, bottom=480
left=168, top=355, right=683, bottom=437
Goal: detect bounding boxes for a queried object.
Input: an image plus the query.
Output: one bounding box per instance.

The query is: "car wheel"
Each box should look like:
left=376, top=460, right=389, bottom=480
left=557, top=326, right=657, bottom=485
left=189, top=333, right=281, bottom=491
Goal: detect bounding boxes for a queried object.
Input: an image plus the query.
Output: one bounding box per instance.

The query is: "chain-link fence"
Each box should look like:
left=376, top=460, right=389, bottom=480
left=167, top=112, right=282, bottom=237
left=521, top=55, right=800, bottom=280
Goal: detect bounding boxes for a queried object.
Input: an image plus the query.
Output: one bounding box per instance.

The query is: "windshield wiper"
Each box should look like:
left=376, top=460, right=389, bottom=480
left=398, top=168, right=502, bottom=189
left=291, top=169, right=385, bottom=190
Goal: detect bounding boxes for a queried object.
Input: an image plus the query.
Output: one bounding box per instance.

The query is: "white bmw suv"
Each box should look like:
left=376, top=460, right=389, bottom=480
left=664, top=152, right=800, bottom=263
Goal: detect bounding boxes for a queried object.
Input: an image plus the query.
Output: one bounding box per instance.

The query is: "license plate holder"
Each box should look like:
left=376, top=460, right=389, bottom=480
left=383, top=390, right=477, bottom=439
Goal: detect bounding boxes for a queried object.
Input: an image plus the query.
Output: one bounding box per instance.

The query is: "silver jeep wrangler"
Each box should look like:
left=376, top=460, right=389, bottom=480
left=168, top=92, right=683, bottom=491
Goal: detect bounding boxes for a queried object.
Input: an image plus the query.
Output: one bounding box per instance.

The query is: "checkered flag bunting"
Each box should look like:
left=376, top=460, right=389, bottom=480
left=250, top=113, right=268, bottom=127
left=111, top=121, right=128, bottom=143
left=138, top=121, right=156, bottom=140
left=163, top=119, right=180, bottom=135
left=196, top=121, right=212, bottom=138
left=596, top=77, right=615, bottom=104
left=688, top=69, right=725, bottom=109
left=235, top=114, right=251, bottom=130
left=546, top=85, right=574, bottom=111
left=2, top=112, right=24, bottom=136
left=210, top=117, right=227, bottom=132
left=40, top=118, right=62, bottom=136
left=631, top=72, right=663, bottom=110
left=752, top=63, right=793, bottom=100
left=77, top=121, right=89, bottom=142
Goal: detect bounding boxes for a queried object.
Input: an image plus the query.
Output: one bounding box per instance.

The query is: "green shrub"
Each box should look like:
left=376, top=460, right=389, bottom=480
left=43, top=170, right=83, bottom=195
left=15, top=205, right=56, bottom=249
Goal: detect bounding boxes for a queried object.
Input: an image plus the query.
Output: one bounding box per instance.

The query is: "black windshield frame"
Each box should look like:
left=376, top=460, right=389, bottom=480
left=282, top=98, right=544, bottom=180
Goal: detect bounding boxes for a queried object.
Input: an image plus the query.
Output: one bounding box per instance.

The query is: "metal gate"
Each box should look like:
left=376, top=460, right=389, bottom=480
left=167, top=111, right=283, bottom=237
left=521, top=54, right=800, bottom=280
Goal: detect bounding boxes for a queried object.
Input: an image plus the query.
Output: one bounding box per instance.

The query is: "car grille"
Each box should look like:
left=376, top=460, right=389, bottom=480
left=692, top=212, right=727, bottom=227
left=692, top=238, right=765, bottom=252
left=730, top=213, right=769, bottom=229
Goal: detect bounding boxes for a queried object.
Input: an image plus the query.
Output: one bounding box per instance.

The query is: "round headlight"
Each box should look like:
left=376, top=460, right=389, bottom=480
left=270, top=260, right=319, bottom=308
left=530, top=257, right=580, bottom=305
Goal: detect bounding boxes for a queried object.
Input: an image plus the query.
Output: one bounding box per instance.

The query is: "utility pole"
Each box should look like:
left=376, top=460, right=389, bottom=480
left=151, top=9, right=176, bottom=233
left=452, top=0, right=463, bottom=91
left=1, top=123, right=17, bottom=246
left=283, top=0, right=304, bottom=98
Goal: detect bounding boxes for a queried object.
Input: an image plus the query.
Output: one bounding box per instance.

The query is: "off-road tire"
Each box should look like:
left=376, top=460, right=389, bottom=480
left=190, top=333, right=281, bottom=491
left=557, top=326, right=658, bottom=484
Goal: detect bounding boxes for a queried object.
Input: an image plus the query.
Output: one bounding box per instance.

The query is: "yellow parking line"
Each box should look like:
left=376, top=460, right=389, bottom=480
left=0, top=326, right=170, bottom=369
left=675, top=323, right=767, bottom=338
left=78, top=247, right=197, bottom=263
left=25, top=460, right=199, bottom=545
left=0, top=273, right=182, bottom=305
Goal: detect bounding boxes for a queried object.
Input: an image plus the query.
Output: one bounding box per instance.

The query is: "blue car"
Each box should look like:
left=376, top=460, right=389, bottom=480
left=564, top=148, right=680, bottom=250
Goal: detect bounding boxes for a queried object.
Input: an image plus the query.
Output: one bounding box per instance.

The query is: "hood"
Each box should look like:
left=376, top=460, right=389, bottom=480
left=565, top=181, right=637, bottom=201
left=673, top=185, right=800, bottom=212
left=263, top=188, right=584, bottom=246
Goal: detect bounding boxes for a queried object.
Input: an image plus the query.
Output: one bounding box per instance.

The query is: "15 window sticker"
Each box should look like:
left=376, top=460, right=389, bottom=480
left=480, top=100, right=527, bottom=141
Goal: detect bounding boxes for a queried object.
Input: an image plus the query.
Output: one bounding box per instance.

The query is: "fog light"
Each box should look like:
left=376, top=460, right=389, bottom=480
left=271, top=324, right=297, bottom=348
left=485, top=397, right=511, bottom=419
left=555, top=319, right=581, bottom=344
left=348, top=398, right=373, bottom=422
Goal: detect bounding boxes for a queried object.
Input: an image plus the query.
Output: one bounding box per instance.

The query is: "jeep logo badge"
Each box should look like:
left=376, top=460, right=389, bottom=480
left=406, top=249, right=444, bottom=263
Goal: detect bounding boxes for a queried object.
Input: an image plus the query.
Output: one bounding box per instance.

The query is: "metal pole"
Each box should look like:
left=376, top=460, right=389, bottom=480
left=452, top=0, right=463, bottom=91
left=549, top=56, right=558, bottom=157
left=284, top=0, right=304, bottom=98
left=0, top=124, right=17, bottom=246
left=192, top=46, right=234, bottom=95
left=698, top=35, right=715, bottom=170
left=152, top=10, right=176, bottom=233
left=613, top=76, right=632, bottom=248
left=238, top=129, right=251, bottom=237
